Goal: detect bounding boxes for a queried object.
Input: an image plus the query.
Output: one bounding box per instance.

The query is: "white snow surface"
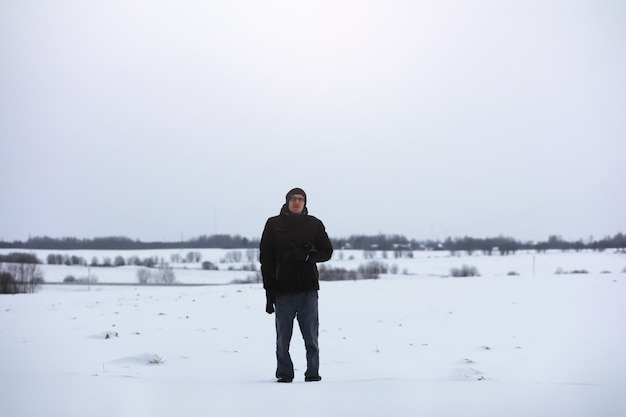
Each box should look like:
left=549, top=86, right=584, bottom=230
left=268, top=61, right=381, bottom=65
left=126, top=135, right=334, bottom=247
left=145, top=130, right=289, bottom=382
left=1, top=249, right=625, bottom=416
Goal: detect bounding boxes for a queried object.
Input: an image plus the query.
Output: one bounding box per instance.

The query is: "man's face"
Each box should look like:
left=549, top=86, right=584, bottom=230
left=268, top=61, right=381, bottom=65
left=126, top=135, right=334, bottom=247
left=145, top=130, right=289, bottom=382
left=288, top=194, right=305, bottom=214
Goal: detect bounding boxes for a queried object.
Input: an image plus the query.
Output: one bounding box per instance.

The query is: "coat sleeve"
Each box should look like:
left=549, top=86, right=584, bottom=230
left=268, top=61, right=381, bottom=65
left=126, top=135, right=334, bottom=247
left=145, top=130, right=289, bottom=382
left=310, top=219, right=333, bottom=263
left=259, top=218, right=276, bottom=290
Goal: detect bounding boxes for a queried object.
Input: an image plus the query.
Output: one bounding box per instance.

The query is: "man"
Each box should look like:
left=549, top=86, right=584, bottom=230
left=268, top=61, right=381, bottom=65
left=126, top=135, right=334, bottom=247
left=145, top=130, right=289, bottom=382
left=260, top=187, right=333, bottom=383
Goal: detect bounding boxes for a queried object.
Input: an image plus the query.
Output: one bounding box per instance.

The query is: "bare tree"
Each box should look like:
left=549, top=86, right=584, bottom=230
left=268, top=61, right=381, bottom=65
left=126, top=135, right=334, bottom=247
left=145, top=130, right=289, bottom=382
left=136, top=264, right=176, bottom=285
left=157, top=264, right=176, bottom=284
left=0, top=263, right=44, bottom=294
left=245, top=249, right=259, bottom=263
left=137, top=268, right=151, bottom=284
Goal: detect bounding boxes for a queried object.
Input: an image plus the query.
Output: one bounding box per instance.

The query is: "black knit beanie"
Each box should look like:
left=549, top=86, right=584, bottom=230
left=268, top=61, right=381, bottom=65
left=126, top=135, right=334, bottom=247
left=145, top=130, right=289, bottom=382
left=286, top=187, right=307, bottom=205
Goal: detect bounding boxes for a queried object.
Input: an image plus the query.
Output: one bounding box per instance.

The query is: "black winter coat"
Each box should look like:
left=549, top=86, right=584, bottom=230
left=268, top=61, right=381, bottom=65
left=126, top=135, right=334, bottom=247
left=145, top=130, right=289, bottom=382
left=260, top=204, right=333, bottom=293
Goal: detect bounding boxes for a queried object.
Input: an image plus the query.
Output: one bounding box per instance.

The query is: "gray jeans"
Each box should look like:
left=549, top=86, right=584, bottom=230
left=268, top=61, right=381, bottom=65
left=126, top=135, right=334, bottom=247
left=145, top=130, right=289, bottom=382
left=275, top=290, right=319, bottom=379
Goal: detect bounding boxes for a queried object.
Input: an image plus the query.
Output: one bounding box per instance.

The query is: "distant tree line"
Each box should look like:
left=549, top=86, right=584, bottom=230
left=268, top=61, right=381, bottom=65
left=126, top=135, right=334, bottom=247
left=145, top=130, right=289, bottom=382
left=0, top=252, right=41, bottom=264
left=1, top=233, right=624, bottom=253
left=46, top=253, right=161, bottom=268
left=333, top=233, right=626, bottom=253
left=0, top=235, right=256, bottom=250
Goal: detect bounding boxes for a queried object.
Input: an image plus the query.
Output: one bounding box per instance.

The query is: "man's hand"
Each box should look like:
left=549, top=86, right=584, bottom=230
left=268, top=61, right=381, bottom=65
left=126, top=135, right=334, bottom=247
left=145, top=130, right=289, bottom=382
left=284, top=249, right=310, bottom=262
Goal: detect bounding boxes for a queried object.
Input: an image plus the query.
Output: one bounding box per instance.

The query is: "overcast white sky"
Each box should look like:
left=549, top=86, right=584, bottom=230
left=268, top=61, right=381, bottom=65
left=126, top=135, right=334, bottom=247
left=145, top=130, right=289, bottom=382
left=1, top=0, right=624, bottom=243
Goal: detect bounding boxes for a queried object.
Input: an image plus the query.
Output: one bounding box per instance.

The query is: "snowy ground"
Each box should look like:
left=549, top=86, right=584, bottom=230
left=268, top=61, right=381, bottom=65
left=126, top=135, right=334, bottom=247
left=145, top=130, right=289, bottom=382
left=1, top=250, right=625, bottom=416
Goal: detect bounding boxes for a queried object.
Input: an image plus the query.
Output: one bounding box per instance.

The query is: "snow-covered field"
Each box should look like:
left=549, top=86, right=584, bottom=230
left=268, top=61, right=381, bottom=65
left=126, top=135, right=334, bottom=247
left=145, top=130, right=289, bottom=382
left=2, top=247, right=624, bottom=285
left=1, top=249, right=625, bottom=416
